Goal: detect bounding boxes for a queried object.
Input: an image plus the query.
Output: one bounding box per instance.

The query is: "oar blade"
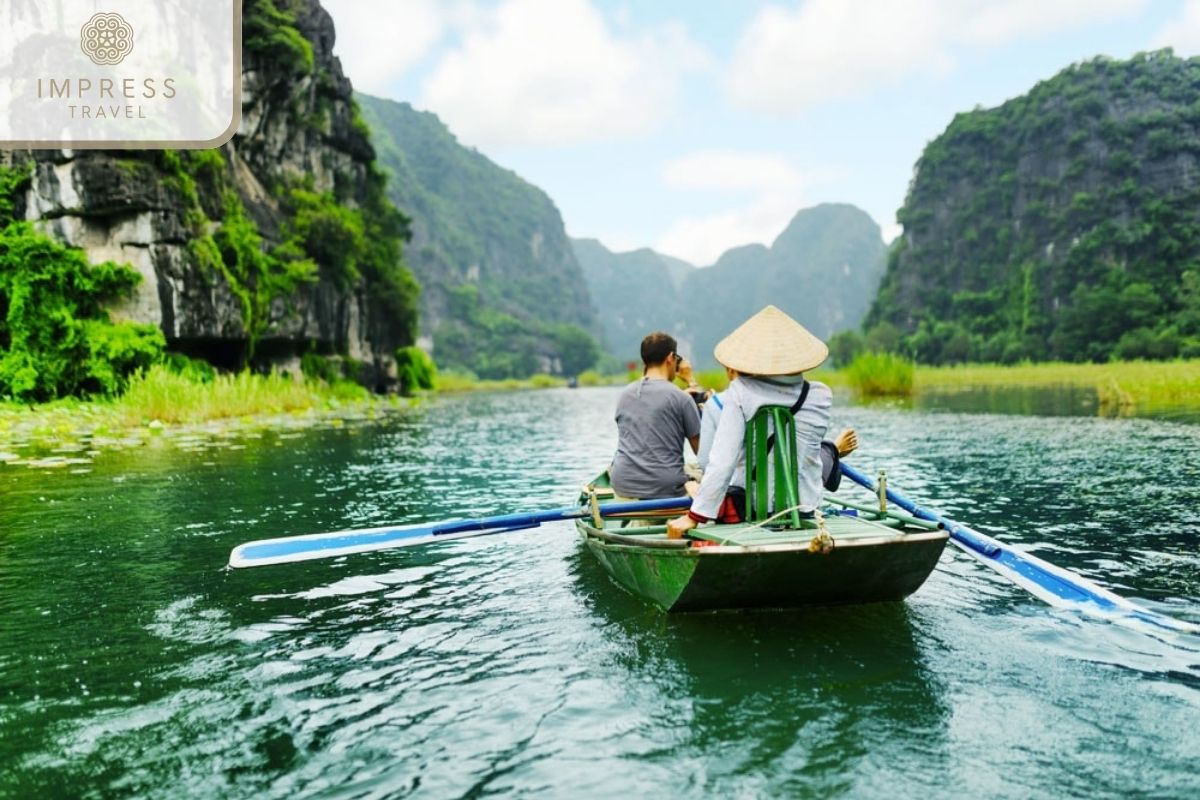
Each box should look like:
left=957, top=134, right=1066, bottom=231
left=229, top=521, right=460, bottom=568
left=839, top=463, right=1200, bottom=634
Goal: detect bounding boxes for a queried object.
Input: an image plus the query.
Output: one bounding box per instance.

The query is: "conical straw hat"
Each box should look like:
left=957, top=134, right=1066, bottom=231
left=713, top=305, right=828, bottom=375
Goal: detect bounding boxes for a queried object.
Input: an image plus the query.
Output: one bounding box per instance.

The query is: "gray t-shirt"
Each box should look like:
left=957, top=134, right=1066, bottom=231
left=610, top=378, right=701, bottom=498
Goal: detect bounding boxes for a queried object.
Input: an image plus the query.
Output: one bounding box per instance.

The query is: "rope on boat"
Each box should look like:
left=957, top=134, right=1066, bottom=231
left=735, top=504, right=835, bottom=554
left=809, top=509, right=834, bottom=554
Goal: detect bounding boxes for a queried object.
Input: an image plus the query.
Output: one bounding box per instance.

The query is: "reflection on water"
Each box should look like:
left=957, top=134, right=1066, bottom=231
left=906, top=384, right=1200, bottom=425
left=575, top=556, right=952, bottom=796
left=1, top=387, right=1199, bottom=797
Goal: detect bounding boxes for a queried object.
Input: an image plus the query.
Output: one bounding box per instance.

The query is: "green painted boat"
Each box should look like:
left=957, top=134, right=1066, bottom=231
left=576, top=473, right=949, bottom=612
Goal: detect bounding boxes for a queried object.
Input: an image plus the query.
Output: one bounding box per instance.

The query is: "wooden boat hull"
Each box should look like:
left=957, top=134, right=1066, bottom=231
left=575, top=473, right=948, bottom=612
left=580, top=527, right=948, bottom=612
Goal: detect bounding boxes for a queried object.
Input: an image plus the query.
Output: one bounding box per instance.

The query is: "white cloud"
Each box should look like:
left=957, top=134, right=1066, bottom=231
left=653, top=150, right=818, bottom=266
left=421, top=0, right=707, bottom=148
left=881, top=222, right=903, bottom=244
left=323, top=0, right=450, bottom=94
left=661, top=150, right=806, bottom=193
left=655, top=201, right=798, bottom=267
left=1152, top=0, right=1200, bottom=55
left=727, top=0, right=1146, bottom=114
left=960, top=0, right=1146, bottom=45
left=727, top=0, right=950, bottom=114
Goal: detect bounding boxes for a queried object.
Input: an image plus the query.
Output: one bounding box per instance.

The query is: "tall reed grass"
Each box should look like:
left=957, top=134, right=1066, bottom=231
left=916, top=359, right=1200, bottom=412
left=844, top=352, right=915, bottom=397
left=115, top=365, right=360, bottom=425
left=433, top=370, right=567, bottom=393
left=576, top=370, right=621, bottom=387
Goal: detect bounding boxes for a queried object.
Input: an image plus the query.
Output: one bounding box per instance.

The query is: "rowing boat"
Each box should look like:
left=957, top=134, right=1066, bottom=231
left=576, top=472, right=949, bottom=612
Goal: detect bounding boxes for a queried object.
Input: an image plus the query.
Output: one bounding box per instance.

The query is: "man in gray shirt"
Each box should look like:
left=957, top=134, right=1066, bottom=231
left=610, top=332, right=702, bottom=499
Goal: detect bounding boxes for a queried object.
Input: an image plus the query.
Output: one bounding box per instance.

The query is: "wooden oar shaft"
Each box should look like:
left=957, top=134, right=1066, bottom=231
left=227, top=496, right=692, bottom=569
left=840, top=463, right=1198, bottom=633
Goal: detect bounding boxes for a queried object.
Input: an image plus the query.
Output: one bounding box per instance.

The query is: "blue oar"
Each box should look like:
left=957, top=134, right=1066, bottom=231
left=840, top=463, right=1198, bottom=633
left=227, top=496, right=691, bottom=569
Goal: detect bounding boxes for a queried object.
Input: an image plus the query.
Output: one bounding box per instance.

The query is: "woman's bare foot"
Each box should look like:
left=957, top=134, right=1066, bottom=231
left=834, top=428, right=858, bottom=457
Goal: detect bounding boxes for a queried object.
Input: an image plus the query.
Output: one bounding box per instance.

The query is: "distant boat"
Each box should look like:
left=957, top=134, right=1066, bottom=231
left=567, top=376, right=579, bottom=388
left=575, top=471, right=948, bottom=612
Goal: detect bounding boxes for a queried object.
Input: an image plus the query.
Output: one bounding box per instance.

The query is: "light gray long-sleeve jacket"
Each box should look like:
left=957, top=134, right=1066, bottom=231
left=691, top=376, right=831, bottom=519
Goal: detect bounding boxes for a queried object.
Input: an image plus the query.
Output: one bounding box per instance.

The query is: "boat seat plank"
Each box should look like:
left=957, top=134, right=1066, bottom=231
left=689, top=515, right=906, bottom=547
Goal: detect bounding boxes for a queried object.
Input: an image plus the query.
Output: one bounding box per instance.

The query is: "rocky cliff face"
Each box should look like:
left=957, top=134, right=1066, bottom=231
left=356, top=94, right=602, bottom=378
left=868, top=50, right=1200, bottom=363
left=1, top=0, right=417, bottom=387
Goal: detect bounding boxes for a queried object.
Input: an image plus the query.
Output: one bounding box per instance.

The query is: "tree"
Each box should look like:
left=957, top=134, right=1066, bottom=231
left=552, top=324, right=600, bottom=376
left=864, top=322, right=903, bottom=354
left=828, top=330, right=864, bottom=368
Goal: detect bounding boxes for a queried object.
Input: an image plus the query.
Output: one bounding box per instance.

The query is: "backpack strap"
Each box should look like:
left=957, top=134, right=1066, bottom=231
left=749, top=380, right=810, bottom=485
left=763, top=380, right=809, bottom=456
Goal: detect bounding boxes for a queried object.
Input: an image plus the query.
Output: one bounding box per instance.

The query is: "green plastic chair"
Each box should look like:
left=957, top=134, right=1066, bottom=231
left=743, top=404, right=802, bottom=528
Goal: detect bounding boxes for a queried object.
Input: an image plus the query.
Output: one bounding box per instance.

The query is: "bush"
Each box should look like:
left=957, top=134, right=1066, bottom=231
left=163, top=352, right=216, bottom=383
left=845, top=352, right=915, bottom=397
left=82, top=321, right=165, bottom=396
left=0, top=223, right=165, bottom=401
left=1113, top=327, right=1180, bottom=360
left=395, top=346, right=437, bottom=394
left=300, top=352, right=340, bottom=384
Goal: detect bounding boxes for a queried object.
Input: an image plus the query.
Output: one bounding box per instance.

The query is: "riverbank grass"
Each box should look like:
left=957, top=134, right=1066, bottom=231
left=433, top=370, right=567, bottom=392
left=0, top=366, right=404, bottom=468
left=845, top=353, right=915, bottom=397
left=115, top=365, right=372, bottom=425
left=915, top=359, right=1200, bottom=410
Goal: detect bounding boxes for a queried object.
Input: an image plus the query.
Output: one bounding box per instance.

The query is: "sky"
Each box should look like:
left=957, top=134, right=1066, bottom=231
left=322, top=0, right=1200, bottom=266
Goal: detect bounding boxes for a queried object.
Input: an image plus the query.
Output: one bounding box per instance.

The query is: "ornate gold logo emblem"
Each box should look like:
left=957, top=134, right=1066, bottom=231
left=80, top=12, right=134, bottom=66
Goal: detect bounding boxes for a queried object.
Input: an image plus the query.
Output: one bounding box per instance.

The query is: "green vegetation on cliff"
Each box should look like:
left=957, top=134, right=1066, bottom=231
left=0, top=166, right=164, bottom=402
left=867, top=50, right=1200, bottom=364
left=168, top=0, right=419, bottom=371
left=244, top=0, right=315, bottom=73
left=0, top=0, right=424, bottom=403
left=356, top=94, right=601, bottom=378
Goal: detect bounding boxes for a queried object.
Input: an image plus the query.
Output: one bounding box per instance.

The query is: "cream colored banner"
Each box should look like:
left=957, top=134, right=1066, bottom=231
left=0, top=0, right=240, bottom=148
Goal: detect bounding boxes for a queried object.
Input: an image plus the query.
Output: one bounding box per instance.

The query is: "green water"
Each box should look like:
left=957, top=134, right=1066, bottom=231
left=2, top=388, right=1199, bottom=798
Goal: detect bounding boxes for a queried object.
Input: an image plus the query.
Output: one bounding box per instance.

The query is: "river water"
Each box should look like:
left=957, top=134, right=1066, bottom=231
left=2, top=387, right=1199, bottom=798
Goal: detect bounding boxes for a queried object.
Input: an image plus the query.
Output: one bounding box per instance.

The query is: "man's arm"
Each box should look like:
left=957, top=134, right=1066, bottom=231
left=679, top=388, right=701, bottom=455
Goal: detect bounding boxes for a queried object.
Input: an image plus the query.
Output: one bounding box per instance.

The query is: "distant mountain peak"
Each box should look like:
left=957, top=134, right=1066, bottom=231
left=357, top=93, right=602, bottom=378
left=573, top=203, right=886, bottom=366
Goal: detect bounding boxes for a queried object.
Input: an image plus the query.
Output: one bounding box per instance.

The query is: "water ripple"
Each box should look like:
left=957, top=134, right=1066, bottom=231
left=2, top=389, right=1199, bottom=797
